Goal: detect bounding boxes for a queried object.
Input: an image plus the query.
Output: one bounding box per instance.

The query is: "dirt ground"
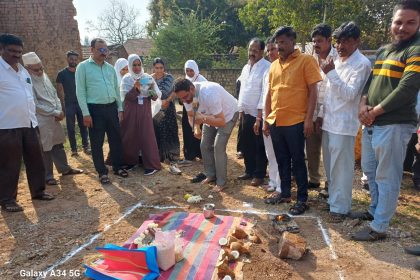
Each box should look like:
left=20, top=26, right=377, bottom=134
left=0, top=122, right=419, bottom=280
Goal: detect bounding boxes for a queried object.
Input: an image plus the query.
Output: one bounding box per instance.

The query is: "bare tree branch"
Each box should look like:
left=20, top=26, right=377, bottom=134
left=86, top=0, right=145, bottom=45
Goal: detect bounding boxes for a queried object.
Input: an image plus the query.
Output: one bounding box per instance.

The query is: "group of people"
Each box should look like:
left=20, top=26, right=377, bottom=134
left=234, top=0, right=420, bottom=242
left=0, top=0, right=419, bottom=248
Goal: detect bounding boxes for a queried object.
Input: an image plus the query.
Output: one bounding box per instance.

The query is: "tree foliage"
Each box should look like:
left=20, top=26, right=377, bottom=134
left=147, top=0, right=251, bottom=51
left=86, top=0, right=145, bottom=45
left=238, top=0, right=399, bottom=50
left=150, top=11, right=221, bottom=68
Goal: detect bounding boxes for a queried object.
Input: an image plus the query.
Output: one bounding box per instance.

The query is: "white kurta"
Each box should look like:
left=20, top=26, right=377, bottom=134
left=32, top=74, right=65, bottom=151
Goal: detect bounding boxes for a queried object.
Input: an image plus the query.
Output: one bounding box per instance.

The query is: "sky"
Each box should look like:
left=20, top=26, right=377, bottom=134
left=73, top=0, right=151, bottom=42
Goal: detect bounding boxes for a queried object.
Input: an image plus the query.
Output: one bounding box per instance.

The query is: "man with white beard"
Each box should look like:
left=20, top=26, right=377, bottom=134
left=23, top=52, right=83, bottom=186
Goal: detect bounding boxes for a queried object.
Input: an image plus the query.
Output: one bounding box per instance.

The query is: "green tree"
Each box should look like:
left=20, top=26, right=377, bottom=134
left=147, top=0, right=251, bottom=51
left=238, top=0, right=399, bottom=50
left=150, top=11, right=221, bottom=68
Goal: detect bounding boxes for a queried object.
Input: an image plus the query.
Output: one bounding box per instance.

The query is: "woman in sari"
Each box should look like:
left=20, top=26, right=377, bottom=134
left=151, top=58, right=182, bottom=175
left=120, top=54, right=162, bottom=176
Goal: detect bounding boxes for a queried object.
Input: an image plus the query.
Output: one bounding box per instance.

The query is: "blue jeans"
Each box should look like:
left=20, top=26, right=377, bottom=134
left=65, top=102, right=89, bottom=152
left=322, top=131, right=355, bottom=214
left=270, top=122, right=308, bottom=202
left=362, top=124, right=414, bottom=233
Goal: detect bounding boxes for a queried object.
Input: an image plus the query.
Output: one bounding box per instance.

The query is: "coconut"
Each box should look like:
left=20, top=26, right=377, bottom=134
left=231, top=250, right=240, bottom=260
left=232, top=227, right=248, bottom=239
left=219, top=237, right=228, bottom=246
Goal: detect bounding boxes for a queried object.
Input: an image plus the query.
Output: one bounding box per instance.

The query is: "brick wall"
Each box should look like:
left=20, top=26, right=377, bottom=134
left=0, top=0, right=82, bottom=81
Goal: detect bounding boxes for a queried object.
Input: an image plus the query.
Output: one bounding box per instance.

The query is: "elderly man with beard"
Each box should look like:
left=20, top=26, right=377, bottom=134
left=0, top=34, right=54, bottom=212
left=56, top=51, right=90, bottom=157
left=23, top=52, right=83, bottom=186
left=353, top=0, right=420, bottom=241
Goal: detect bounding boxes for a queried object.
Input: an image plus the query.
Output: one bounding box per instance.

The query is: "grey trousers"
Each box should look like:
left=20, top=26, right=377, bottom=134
left=43, top=144, right=71, bottom=180
left=306, top=125, right=322, bottom=184
left=201, top=112, right=238, bottom=186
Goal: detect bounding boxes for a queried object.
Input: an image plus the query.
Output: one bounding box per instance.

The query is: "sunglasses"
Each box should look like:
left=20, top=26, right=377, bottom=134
left=97, top=47, right=108, bottom=54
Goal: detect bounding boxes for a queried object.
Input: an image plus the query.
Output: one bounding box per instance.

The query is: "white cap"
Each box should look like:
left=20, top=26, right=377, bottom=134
left=22, top=52, right=41, bottom=65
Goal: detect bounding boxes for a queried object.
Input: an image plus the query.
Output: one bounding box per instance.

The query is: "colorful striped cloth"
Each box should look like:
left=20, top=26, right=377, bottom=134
left=124, top=212, right=252, bottom=280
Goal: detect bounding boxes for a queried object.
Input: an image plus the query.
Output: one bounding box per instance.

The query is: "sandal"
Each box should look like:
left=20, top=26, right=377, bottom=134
left=114, top=169, right=128, bottom=178
left=191, top=172, right=206, bottom=183
left=99, top=175, right=111, bottom=185
left=62, top=168, right=84, bottom=176
left=1, top=201, right=23, bottom=212
left=46, top=179, right=58, bottom=186
left=288, top=201, right=309, bottom=215
left=201, top=177, right=216, bottom=185
left=32, top=193, right=55, bottom=201
left=265, top=194, right=291, bottom=205
left=212, top=185, right=226, bottom=193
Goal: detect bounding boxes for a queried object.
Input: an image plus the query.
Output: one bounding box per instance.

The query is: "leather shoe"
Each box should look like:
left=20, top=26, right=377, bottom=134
left=348, top=211, right=374, bottom=221
left=237, top=173, right=252, bottom=180
left=405, top=246, right=420, bottom=256
left=251, top=178, right=264, bottom=186
left=351, top=226, right=386, bottom=241
left=308, top=182, right=320, bottom=189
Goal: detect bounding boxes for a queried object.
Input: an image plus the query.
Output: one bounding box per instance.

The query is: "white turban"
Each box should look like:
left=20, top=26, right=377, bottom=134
left=22, top=52, right=41, bottom=65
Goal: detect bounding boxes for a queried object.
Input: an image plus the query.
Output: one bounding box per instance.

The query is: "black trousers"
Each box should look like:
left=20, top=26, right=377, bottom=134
left=0, top=127, right=46, bottom=204
left=182, top=106, right=202, bottom=160
left=240, top=114, right=267, bottom=178
left=270, top=122, right=308, bottom=202
left=88, top=102, right=123, bottom=176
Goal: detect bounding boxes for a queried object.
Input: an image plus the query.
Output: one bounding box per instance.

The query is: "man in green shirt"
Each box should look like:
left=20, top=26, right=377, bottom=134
left=76, top=38, right=128, bottom=184
left=352, top=0, right=420, bottom=241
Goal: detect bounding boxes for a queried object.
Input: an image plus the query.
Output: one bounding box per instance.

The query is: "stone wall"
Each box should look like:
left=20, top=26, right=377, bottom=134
left=156, top=68, right=243, bottom=97
left=0, top=0, right=82, bottom=81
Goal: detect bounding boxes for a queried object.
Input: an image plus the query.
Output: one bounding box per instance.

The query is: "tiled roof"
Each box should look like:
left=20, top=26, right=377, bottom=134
left=123, top=38, right=154, bottom=56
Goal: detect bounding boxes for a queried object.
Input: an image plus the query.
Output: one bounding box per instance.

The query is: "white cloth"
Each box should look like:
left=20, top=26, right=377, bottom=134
left=313, top=47, right=338, bottom=121
left=263, top=134, right=281, bottom=191
left=321, top=49, right=371, bottom=136
left=238, top=58, right=270, bottom=117
left=184, top=60, right=202, bottom=81
left=120, top=54, right=161, bottom=103
left=184, top=81, right=238, bottom=124
left=22, top=52, right=41, bottom=65
left=0, top=57, right=38, bottom=129
left=114, top=58, right=128, bottom=86
left=260, top=70, right=270, bottom=119
left=31, top=73, right=65, bottom=151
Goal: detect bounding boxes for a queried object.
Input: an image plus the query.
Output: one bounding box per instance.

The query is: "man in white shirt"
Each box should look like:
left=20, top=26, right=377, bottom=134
left=257, top=37, right=281, bottom=203
left=307, top=24, right=338, bottom=196
left=0, top=34, right=54, bottom=212
left=237, top=38, right=271, bottom=186
left=174, top=79, right=239, bottom=192
left=320, top=22, right=371, bottom=222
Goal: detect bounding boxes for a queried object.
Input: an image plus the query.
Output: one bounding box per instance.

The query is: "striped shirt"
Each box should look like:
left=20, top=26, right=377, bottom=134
left=365, top=33, right=420, bottom=126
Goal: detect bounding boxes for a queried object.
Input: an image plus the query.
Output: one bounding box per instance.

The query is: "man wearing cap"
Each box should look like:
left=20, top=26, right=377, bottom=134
left=76, top=38, right=127, bottom=184
left=23, top=52, right=84, bottom=186
left=56, top=50, right=90, bottom=157
left=0, top=34, right=54, bottom=212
